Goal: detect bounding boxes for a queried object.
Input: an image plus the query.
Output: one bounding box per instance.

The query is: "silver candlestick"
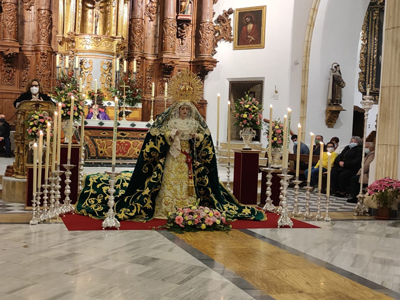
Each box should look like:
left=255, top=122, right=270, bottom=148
left=30, top=190, right=39, bottom=225
left=324, top=193, right=331, bottom=222
left=303, top=185, right=314, bottom=220
left=48, top=175, right=56, bottom=218
left=102, top=171, right=121, bottom=229
left=40, top=181, right=51, bottom=221
left=354, top=93, right=374, bottom=216
left=226, top=161, right=232, bottom=192
left=290, top=179, right=303, bottom=217
left=53, top=169, right=64, bottom=217
left=122, top=95, right=127, bottom=121
left=215, top=142, right=220, bottom=170
left=277, top=173, right=293, bottom=228
left=79, top=142, right=86, bottom=193
left=276, top=176, right=284, bottom=215
left=261, top=167, right=276, bottom=212
left=315, top=191, right=324, bottom=221
left=149, top=96, right=154, bottom=123
left=61, top=163, right=76, bottom=215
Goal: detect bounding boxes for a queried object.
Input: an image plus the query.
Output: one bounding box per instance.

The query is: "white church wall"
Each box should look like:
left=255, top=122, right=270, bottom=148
left=306, top=0, right=370, bottom=147
left=204, top=0, right=296, bottom=147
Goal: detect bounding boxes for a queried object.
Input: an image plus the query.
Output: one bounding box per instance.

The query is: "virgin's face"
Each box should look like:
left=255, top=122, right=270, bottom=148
left=179, top=105, right=190, bottom=119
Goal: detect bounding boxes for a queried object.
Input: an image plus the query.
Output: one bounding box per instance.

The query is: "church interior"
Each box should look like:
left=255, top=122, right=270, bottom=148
left=1, top=0, right=400, bottom=299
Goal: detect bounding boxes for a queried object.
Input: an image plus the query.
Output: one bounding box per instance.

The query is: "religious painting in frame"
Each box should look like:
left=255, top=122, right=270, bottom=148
left=234, top=6, right=266, bottom=50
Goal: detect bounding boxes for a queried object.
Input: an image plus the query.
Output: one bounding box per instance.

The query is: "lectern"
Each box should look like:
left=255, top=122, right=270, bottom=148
left=233, top=150, right=261, bottom=205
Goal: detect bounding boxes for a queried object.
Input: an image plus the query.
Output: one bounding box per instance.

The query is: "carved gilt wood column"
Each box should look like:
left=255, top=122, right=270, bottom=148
left=375, top=0, right=400, bottom=180
left=129, top=0, right=145, bottom=88
left=162, top=0, right=177, bottom=55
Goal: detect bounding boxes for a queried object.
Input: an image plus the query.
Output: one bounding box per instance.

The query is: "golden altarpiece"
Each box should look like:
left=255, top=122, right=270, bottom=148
left=0, top=0, right=235, bottom=176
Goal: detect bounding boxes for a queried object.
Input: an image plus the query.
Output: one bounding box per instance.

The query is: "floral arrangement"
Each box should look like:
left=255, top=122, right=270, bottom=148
left=109, top=74, right=142, bottom=107
left=26, top=111, right=53, bottom=141
left=165, top=206, right=231, bottom=233
left=234, top=92, right=263, bottom=130
left=87, top=89, right=107, bottom=105
left=367, top=177, right=400, bottom=208
left=51, top=71, right=84, bottom=122
left=264, top=118, right=284, bottom=149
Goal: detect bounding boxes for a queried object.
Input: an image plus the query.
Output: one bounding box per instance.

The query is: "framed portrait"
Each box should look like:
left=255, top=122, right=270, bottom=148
left=234, top=6, right=266, bottom=50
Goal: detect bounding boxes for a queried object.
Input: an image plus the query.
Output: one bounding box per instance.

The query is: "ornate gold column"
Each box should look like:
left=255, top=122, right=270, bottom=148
left=34, top=0, right=54, bottom=92
left=162, top=0, right=177, bottom=55
left=375, top=0, right=400, bottom=179
left=1, top=0, right=18, bottom=43
left=129, top=0, right=145, bottom=56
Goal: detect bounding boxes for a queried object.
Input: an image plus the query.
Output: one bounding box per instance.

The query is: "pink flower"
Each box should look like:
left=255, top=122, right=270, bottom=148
left=236, top=113, right=239, bottom=117
left=276, top=130, right=281, bottom=134
left=240, top=101, right=244, bottom=105
left=39, top=119, right=44, bottom=123
left=214, top=211, right=221, bottom=218
left=194, top=219, right=199, bottom=225
left=205, top=218, right=213, bottom=226
left=279, top=124, right=283, bottom=128
left=28, top=128, right=32, bottom=134
left=243, top=120, right=247, bottom=124
left=277, top=140, right=282, bottom=144
left=249, top=114, right=253, bottom=119
left=221, top=217, right=226, bottom=223
left=175, top=216, right=183, bottom=225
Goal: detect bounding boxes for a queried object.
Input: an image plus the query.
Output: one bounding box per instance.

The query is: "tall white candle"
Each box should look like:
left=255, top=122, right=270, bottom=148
left=112, top=97, right=119, bottom=171
left=151, top=82, right=155, bottom=97
left=52, top=111, right=58, bottom=173
left=45, top=122, right=51, bottom=181
left=133, top=59, right=137, bottom=73
left=327, top=152, right=332, bottom=197
left=123, top=60, right=127, bottom=73
left=67, top=96, right=75, bottom=161
left=75, top=56, right=79, bottom=69
left=38, top=131, right=44, bottom=191
left=282, top=115, right=288, bottom=169
left=116, top=58, right=120, bottom=72
left=307, top=132, right=315, bottom=183
left=65, top=56, right=69, bottom=69
left=227, top=101, right=231, bottom=164
left=164, top=83, right=168, bottom=97
left=268, top=105, right=273, bottom=167
left=295, top=123, right=301, bottom=179
left=217, top=93, right=220, bottom=144
left=94, top=79, right=97, bottom=94
left=33, top=143, right=38, bottom=195
left=81, top=114, right=85, bottom=146
left=56, top=54, right=60, bottom=67
left=57, top=103, right=62, bottom=167
left=79, top=78, right=82, bottom=93
left=318, top=141, right=324, bottom=191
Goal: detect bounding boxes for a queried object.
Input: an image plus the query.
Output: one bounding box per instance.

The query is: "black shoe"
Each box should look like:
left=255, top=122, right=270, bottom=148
left=335, top=192, right=346, bottom=198
left=347, top=198, right=357, bottom=203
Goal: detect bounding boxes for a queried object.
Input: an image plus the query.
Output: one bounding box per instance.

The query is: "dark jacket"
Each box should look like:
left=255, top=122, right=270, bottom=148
left=313, top=143, right=327, bottom=155
left=0, top=121, right=10, bottom=139
left=14, top=92, right=53, bottom=108
left=333, top=145, right=363, bottom=173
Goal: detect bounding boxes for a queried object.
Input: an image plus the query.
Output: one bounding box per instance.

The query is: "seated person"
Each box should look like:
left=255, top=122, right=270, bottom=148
left=85, top=104, right=110, bottom=120
left=0, top=114, right=11, bottom=158
left=313, top=134, right=326, bottom=155
left=330, top=136, right=344, bottom=155
left=14, top=79, right=52, bottom=108
left=331, top=136, right=363, bottom=197
left=304, top=142, right=337, bottom=188
left=347, top=142, right=375, bottom=203
left=291, top=134, right=309, bottom=172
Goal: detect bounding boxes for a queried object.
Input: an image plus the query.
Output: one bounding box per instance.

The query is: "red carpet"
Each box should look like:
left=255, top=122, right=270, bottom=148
left=61, top=213, right=319, bottom=231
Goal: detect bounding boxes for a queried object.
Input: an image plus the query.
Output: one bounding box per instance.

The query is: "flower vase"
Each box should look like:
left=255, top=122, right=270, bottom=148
left=239, top=127, right=256, bottom=150
left=271, top=147, right=283, bottom=168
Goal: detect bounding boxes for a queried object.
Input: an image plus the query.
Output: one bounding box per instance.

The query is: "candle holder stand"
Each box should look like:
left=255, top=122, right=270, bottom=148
left=102, top=171, right=121, bottom=229
left=261, top=167, right=276, bottom=212
left=277, top=173, right=293, bottom=228
left=226, top=161, right=232, bottom=192
left=215, top=142, right=220, bottom=170
left=74, top=67, right=79, bottom=79
left=149, top=96, right=154, bottom=123
left=53, top=169, right=65, bottom=217
left=315, top=191, right=324, bottom=221
left=40, top=181, right=51, bottom=221
left=122, top=95, right=127, bottom=121
left=48, top=175, right=56, bottom=218
left=354, top=94, right=374, bottom=216
left=56, top=66, right=61, bottom=79
left=324, top=194, right=331, bottom=222
left=303, top=185, right=314, bottom=220
left=79, top=142, right=86, bottom=193
left=276, top=176, right=285, bottom=215
left=164, top=96, right=167, bottom=111
left=290, top=179, right=303, bottom=217
left=61, top=163, right=76, bottom=215
left=30, top=191, right=39, bottom=225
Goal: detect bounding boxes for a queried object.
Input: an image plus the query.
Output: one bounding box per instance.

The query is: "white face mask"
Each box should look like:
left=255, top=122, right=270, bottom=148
left=30, top=86, right=39, bottom=95
left=327, top=147, right=334, bottom=153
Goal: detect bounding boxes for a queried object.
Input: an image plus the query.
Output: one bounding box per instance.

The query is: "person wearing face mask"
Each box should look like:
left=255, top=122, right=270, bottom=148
left=330, top=136, right=343, bottom=155
left=0, top=114, right=11, bottom=158
left=13, top=79, right=52, bottom=108
left=291, top=135, right=309, bottom=154
left=331, top=136, right=363, bottom=197
left=304, top=142, right=337, bottom=189
left=347, top=142, right=376, bottom=203
left=313, top=135, right=327, bottom=156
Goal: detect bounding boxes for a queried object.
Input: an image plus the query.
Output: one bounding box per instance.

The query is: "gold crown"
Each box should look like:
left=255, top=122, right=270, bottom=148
left=168, top=69, right=203, bottom=105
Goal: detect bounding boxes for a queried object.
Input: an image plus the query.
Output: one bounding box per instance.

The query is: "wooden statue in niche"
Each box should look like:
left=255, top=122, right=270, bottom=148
left=178, top=0, right=192, bottom=21
left=81, top=0, right=108, bottom=35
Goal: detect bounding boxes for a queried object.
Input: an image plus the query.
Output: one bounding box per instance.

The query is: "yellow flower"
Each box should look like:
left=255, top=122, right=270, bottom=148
left=216, top=220, right=221, bottom=225
left=245, top=105, right=249, bottom=108
left=201, top=224, right=206, bottom=230
left=208, top=212, right=213, bottom=217
left=275, top=125, right=279, bottom=129
left=34, top=116, right=38, bottom=119
left=274, top=137, right=277, bottom=141
left=243, top=114, right=247, bottom=118
left=188, top=221, right=192, bottom=225
left=193, top=214, right=198, bottom=219
left=191, top=206, right=197, bottom=210
left=179, top=212, right=183, bottom=216
left=30, top=122, right=33, bottom=125
left=184, top=216, right=188, bottom=221
left=32, top=127, right=37, bottom=131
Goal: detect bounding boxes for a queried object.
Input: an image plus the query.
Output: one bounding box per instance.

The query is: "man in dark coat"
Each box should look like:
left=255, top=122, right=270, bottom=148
left=0, top=114, right=11, bottom=158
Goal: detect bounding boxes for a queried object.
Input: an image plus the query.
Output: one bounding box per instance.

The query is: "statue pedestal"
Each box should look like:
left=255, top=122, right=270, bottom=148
left=2, top=177, right=27, bottom=204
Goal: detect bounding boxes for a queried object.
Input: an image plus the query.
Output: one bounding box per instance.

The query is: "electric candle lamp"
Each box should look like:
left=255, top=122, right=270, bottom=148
left=65, top=56, right=69, bottom=69
left=133, top=59, right=137, bottom=73
left=116, top=58, right=120, bottom=72
left=151, top=82, right=155, bottom=97
left=123, top=60, right=127, bottom=73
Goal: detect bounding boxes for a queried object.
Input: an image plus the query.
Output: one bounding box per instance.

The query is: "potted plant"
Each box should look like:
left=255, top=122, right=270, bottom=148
left=367, top=177, right=400, bottom=219
left=234, top=92, right=263, bottom=149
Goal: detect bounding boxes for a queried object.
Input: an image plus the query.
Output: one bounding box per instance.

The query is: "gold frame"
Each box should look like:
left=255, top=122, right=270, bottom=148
left=233, top=6, right=266, bottom=50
